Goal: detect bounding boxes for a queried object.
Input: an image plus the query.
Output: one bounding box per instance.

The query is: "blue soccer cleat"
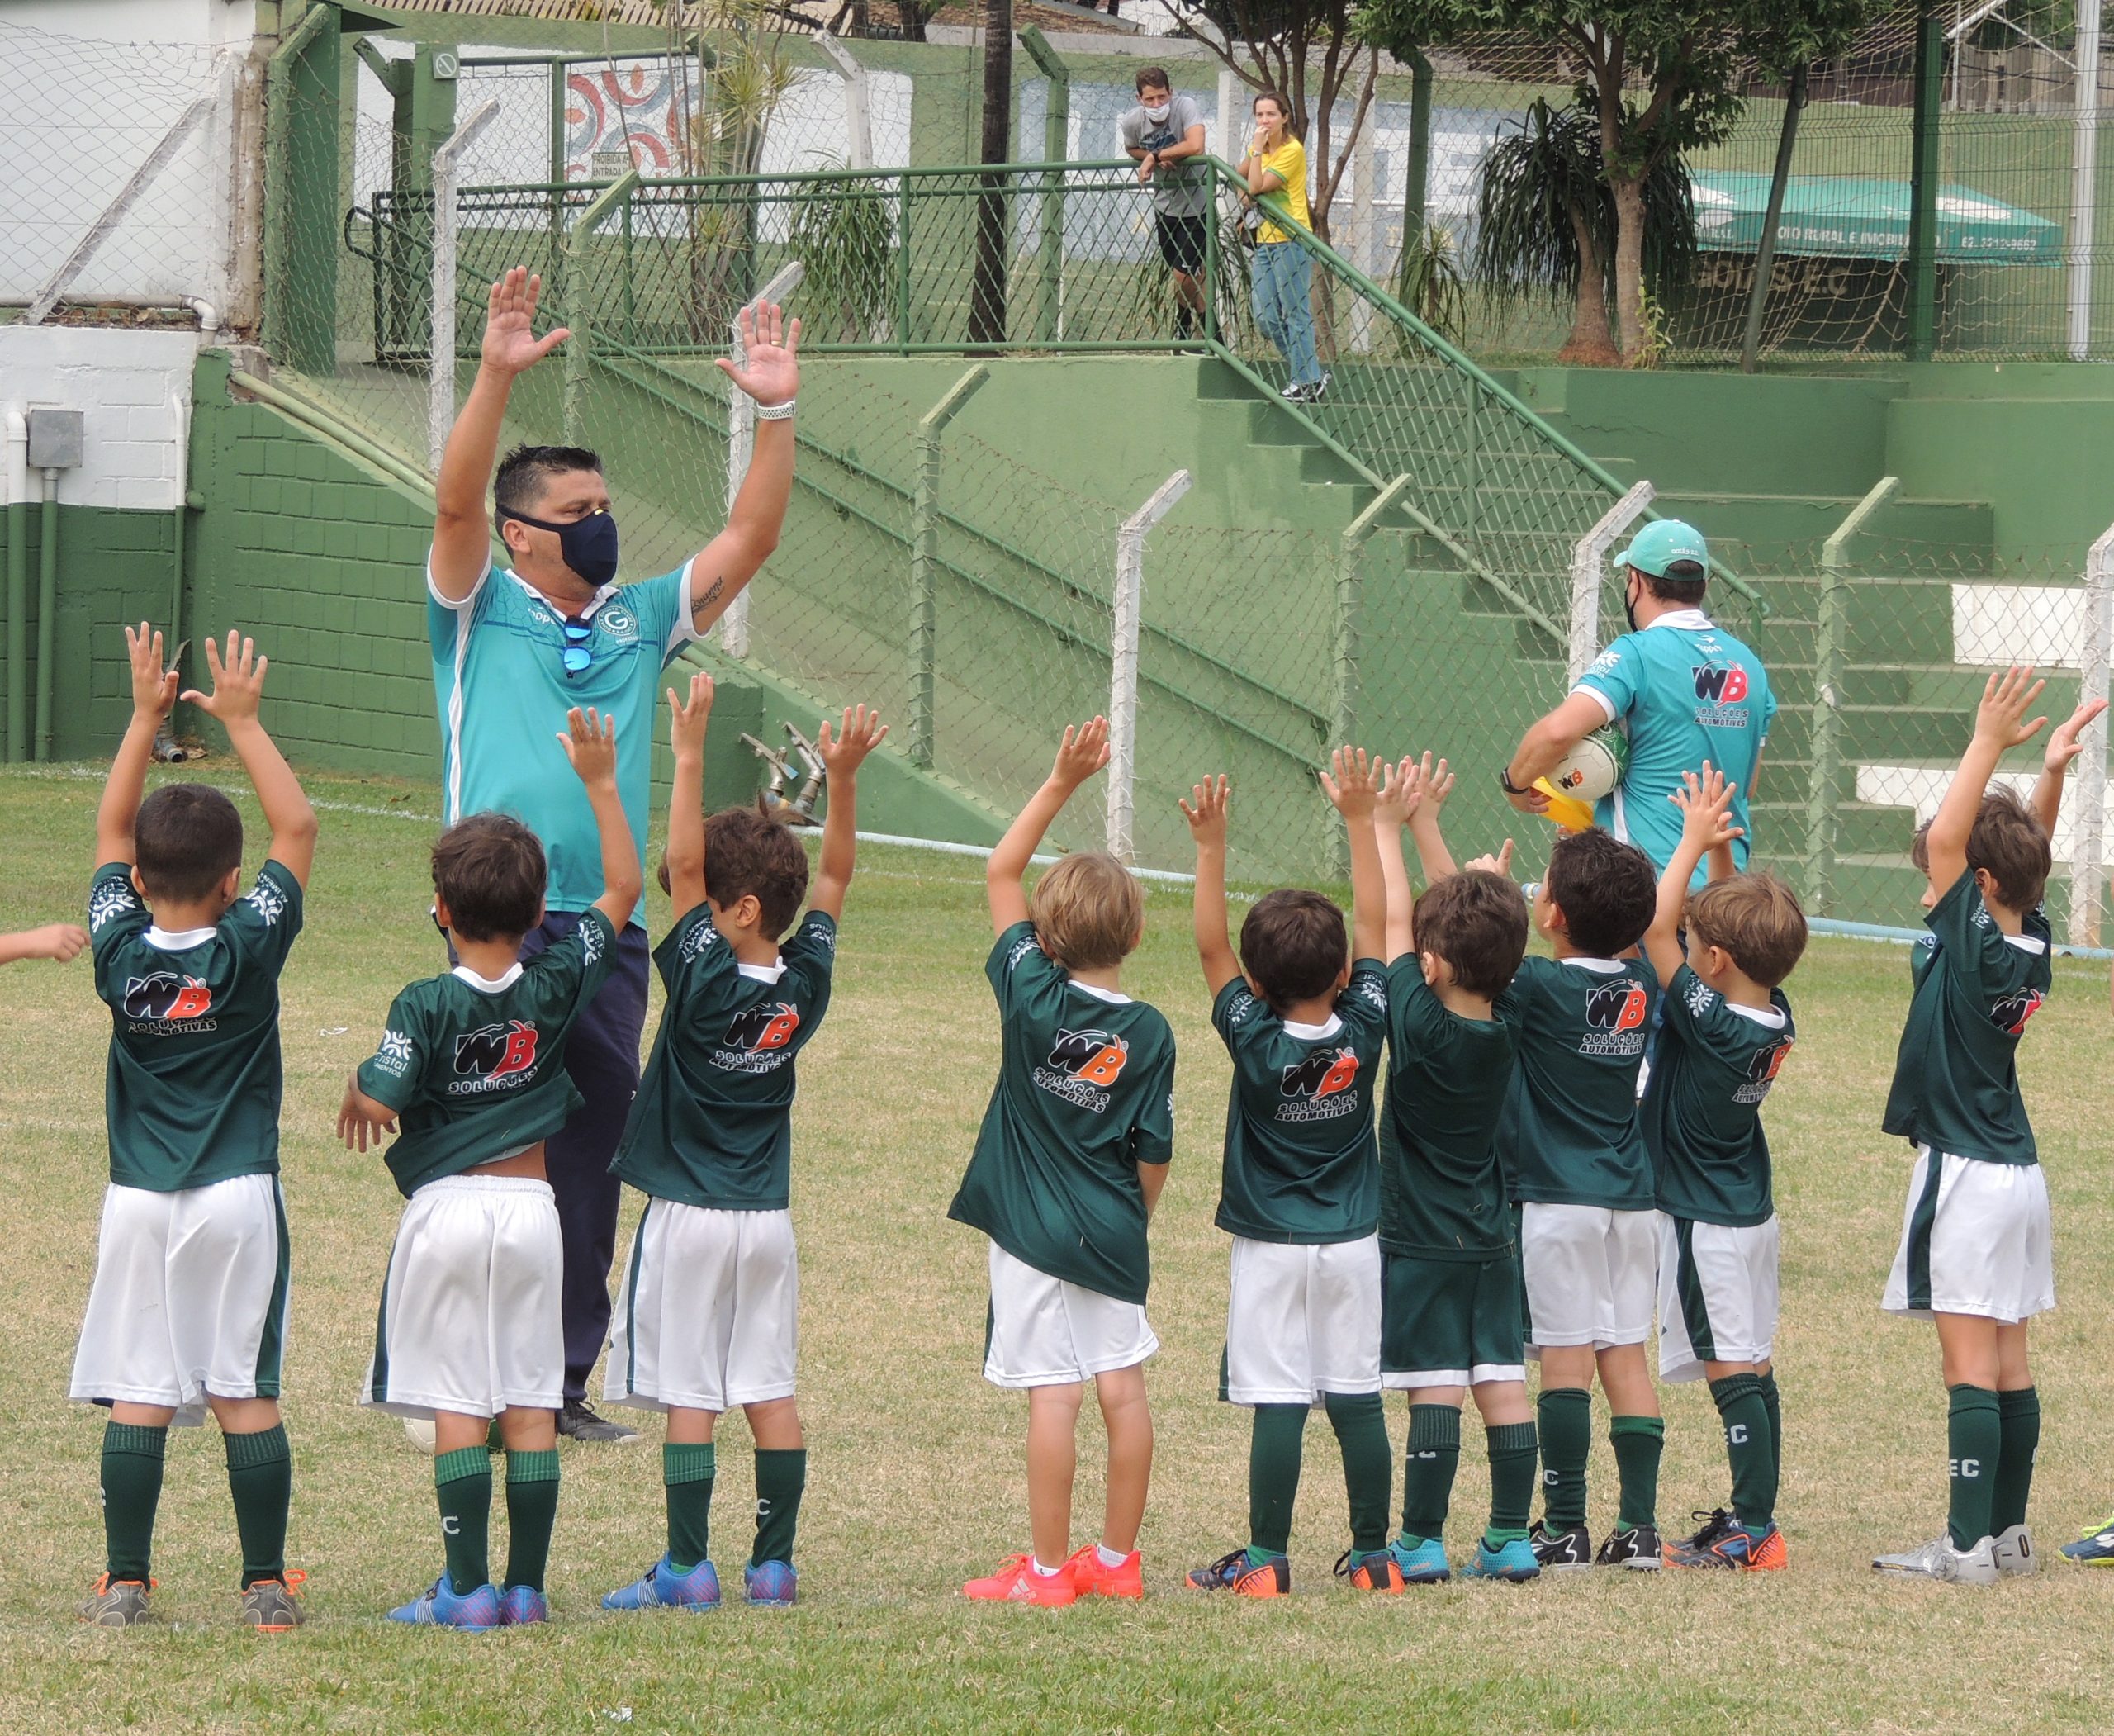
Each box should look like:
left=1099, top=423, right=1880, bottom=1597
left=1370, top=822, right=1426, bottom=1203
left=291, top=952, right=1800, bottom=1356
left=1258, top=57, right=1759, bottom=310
left=601, top=1554, right=722, bottom=1611
left=1387, top=1534, right=1453, bottom=1585
left=745, top=1560, right=799, bottom=1606
left=1458, top=1536, right=1540, bottom=1582
left=498, top=1585, right=549, bottom=1625
left=387, top=1577, right=504, bottom=1629
left=2059, top=1511, right=2114, bottom=1566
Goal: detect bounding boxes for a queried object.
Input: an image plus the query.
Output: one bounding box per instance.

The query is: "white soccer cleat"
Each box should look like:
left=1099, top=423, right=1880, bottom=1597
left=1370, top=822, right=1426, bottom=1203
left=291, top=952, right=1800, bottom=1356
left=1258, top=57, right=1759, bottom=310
left=1872, top=1534, right=1999, bottom=1586
left=1992, top=1524, right=2037, bottom=1577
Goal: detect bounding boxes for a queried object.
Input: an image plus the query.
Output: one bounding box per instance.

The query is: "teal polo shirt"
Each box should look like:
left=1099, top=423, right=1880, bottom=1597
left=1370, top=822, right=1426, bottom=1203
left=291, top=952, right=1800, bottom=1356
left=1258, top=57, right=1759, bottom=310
left=1572, top=609, right=1775, bottom=884
left=429, top=557, right=695, bottom=926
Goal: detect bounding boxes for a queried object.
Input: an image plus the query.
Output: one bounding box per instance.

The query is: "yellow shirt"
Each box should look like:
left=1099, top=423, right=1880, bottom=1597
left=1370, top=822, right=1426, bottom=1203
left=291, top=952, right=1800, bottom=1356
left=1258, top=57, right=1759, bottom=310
left=1253, top=137, right=1310, bottom=244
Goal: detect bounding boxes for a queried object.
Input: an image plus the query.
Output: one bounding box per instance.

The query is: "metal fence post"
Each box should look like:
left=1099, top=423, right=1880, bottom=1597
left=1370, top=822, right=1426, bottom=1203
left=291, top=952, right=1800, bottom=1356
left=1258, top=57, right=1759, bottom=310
left=722, top=259, right=806, bottom=661
left=812, top=31, right=874, bottom=170
left=2070, top=2, right=2105, bottom=359
left=908, top=365, right=990, bottom=768
left=1330, top=475, right=1414, bottom=873
left=429, top=99, right=500, bottom=472
left=1019, top=29, right=1069, bottom=345
left=1567, top=480, right=1656, bottom=682
left=1108, top=469, right=1194, bottom=865
left=1807, top=477, right=1898, bottom=916
left=2069, top=520, right=2114, bottom=944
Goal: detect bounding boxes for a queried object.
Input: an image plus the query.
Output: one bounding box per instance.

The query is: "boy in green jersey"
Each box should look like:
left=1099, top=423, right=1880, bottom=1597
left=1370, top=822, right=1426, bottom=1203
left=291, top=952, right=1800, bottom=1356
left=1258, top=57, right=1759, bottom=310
left=340, top=707, right=641, bottom=1629
left=1872, top=667, right=2100, bottom=1585
left=1369, top=756, right=1538, bottom=1585
left=73, top=627, right=317, bottom=1631
left=1636, top=769, right=1808, bottom=1573
left=953, top=719, right=1178, bottom=1606
left=600, top=674, right=886, bottom=1613
left=1178, top=752, right=1400, bottom=1599
left=1496, top=825, right=1665, bottom=1569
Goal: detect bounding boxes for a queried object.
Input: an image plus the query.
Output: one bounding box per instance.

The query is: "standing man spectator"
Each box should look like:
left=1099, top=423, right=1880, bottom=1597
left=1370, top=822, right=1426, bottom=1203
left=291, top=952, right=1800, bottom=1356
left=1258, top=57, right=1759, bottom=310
left=1120, top=67, right=1210, bottom=340
left=426, top=268, right=801, bottom=1442
left=1500, top=520, right=1775, bottom=884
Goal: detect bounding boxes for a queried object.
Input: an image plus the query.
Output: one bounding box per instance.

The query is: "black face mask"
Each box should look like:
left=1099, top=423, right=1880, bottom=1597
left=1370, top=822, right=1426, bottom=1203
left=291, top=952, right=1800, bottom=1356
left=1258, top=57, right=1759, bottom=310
left=1623, top=574, right=1642, bottom=633
left=501, top=506, right=619, bottom=589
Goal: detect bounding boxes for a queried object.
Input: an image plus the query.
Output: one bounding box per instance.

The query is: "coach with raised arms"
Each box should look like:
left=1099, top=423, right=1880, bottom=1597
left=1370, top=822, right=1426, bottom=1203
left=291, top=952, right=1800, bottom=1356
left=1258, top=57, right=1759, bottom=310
left=424, top=267, right=801, bottom=1442
left=1499, top=519, right=1775, bottom=883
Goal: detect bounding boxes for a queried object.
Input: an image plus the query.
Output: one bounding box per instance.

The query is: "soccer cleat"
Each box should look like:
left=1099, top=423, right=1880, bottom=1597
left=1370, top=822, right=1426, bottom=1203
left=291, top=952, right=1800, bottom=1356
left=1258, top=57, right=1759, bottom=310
left=1666, top=1523, right=1786, bottom=1572
left=1871, top=1534, right=1999, bottom=1587
left=238, top=1569, right=307, bottom=1631
left=1387, top=1535, right=1453, bottom=1585
left=601, top=1554, right=722, bottom=1611
left=1992, top=1525, right=2036, bottom=1577
left=1459, top=1536, right=1540, bottom=1582
left=2059, top=1511, right=2114, bottom=1565
left=1334, top=1547, right=1405, bottom=1592
left=1683, top=1507, right=1736, bottom=1553
left=387, top=1577, right=505, bottom=1629
left=745, top=1561, right=799, bottom=1607
left=1065, top=1544, right=1144, bottom=1600
left=79, top=1574, right=154, bottom=1628
left=1529, top=1520, right=1594, bottom=1572
left=1595, top=1525, right=1663, bottom=1569
left=557, top=1400, right=639, bottom=1444
left=1186, top=1548, right=1289, bottom=1597
left=498, top=1586, right=548, bottom=1625
left=962, top=1553, right=1077, bottom=1606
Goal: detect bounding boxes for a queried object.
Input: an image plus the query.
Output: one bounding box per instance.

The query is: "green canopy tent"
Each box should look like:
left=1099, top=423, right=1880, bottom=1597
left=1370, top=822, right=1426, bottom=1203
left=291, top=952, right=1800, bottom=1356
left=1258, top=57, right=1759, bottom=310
left=1690, top=171, right=2063, bottom=264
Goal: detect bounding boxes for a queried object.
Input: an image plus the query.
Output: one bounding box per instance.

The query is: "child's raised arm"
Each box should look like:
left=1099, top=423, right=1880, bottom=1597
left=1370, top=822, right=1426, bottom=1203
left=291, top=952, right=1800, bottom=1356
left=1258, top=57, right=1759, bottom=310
left=988, top=717, right=1109, bottom=936
left=1403, top=753, right=1459, bottom=885
left=810, top=704, right=888, bottom=923
left=1179, top=774, right=1239, bottom=995
left=2032, top=695, right=2108, bottom=838
left=664, top=671, right=713, bottom=921
left=0, top=924, right=88, bottom=965
left=558, top=707, right=642, bottom=932
left=1646, top=766, right=1742, bottom=984
left=181, top=632, right=318, bottom=889
left=1372, top=757, right=1421, bottom=964
left=1931, top=666, right=2048, bottom=898
left=96, top=624, right=178, bottom=870
left=1320, top=747, right=1386, bottom=964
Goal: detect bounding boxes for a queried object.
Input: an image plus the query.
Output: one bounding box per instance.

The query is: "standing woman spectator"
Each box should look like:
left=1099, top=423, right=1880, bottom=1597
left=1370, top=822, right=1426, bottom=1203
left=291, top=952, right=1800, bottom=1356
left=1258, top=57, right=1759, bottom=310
left=1239, top=92, right=1328, bottom=404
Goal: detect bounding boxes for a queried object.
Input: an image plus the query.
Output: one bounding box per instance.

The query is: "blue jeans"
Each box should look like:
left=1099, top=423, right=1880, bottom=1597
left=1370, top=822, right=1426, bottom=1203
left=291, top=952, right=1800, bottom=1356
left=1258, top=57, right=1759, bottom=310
left=1251, top=240, right=1320, bottom=387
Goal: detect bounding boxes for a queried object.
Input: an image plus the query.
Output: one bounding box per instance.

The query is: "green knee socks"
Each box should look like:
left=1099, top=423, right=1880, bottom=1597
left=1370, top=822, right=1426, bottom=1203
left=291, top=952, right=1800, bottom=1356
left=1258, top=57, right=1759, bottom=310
left=1323, top=1391, right=1392, bottom=1554
left=223, top=1424, right=292, bottom=1588
left=503, top=1449, right=560, bottom=1592
left=752, top=1448, right=807, bottom=1568
left=1399, top=1405, right=1461, bottom=1544
left=434, top=1446, right=492, bottom=1596
left=1609, top=1414, right=1665, bottom=1532
left=1486, top=1420, right=1539, bottom=1544
left=100, top=1421, right=167, bottom=1583
left=1948, top=1384, right=2002, bottom=1550
left=1536, top=1388, right=1591, bottom=1530
left=1993, top=1386, right=2040, bottom=1536
left=1707, top=1373, right=1775, bottom=1534
left=665, top=1442, right=716, bottom=1570
left=1247, top=1404, right=1306, bottom=1559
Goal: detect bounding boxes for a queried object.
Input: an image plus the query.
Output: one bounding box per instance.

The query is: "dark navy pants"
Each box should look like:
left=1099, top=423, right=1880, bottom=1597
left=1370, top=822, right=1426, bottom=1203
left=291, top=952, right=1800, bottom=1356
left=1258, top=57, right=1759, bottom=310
left=517, top=911, right=652, bottom=1401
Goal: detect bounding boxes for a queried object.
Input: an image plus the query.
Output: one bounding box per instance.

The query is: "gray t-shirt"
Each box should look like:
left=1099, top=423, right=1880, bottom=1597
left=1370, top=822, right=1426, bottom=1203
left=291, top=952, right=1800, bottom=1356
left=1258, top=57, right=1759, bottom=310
left=1119, top=94, right=1208, bottom=217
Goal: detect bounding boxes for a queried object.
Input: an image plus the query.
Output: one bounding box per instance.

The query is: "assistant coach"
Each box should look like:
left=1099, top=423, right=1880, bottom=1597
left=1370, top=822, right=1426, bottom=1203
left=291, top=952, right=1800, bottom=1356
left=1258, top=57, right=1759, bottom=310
left=1500, top=519, right=1775, bottom=884
left=425, top=268, right=800, bottom=1442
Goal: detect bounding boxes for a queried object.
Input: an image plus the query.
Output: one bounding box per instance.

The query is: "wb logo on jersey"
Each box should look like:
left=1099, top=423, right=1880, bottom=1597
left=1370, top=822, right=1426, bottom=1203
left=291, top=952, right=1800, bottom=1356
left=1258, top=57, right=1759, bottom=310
left=1693, top=662, right=1751, bottom=705
left=1049, top=1029, right=1129, bottom=1085
left=1991, top=989, right=2045, bottom=1036
left=1281, top=1047, right=1358, bottom=1099
left=724, top=1001, right=801, bottom=1053
left=1735, top=1036, right=1794, bottom=1104
left=453, top=1019, right=539, bottom=1091
left=1586, top=983, right=1649, bottom=1031
left=123, top=972, right=213, bottom=1022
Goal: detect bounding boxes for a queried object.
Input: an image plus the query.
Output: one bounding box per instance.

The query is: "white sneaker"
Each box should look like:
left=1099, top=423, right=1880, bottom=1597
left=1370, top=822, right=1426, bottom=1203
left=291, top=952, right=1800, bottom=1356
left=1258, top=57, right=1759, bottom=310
left=1992, top=1524, right=2037, bottom=1577
left=1872, top=1534, right=2000, bottom=1585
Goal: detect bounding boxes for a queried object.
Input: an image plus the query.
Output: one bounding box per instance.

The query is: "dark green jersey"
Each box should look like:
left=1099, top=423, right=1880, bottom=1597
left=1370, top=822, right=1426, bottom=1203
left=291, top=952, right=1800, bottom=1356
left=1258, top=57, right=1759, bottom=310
left=1882, top=870, right=2050, bottom=1165
left=1496, top=953, right=1660, bottom=1209
left=1210, top=962, right=1386, bottom=1245
left=948, top=921, right=1177, bottom=1305
left=1644, top=965, right=1795, bottom=1226
left=612, top=905, right=836, bottom=1212
left=88, top=860, right=304, bottom=1193
left=1378, top=962, right=1518, bottom=1259
left=356, top=909, right=618, bottom=1197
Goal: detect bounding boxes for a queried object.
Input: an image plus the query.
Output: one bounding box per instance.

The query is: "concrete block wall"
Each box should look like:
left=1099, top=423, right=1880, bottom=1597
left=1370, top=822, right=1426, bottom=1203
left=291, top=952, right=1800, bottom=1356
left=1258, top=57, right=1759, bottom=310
left=0, top=327, right=201, bottom=511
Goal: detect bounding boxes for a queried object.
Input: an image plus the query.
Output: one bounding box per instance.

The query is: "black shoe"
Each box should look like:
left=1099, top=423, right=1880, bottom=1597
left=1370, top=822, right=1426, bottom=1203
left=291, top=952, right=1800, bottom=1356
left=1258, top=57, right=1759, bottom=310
left=1175, top=306, right=1194, bottom=339
left=557, top=1399, right=640, bottom=1444
left=1595, top=1524, right=1662, bottom=1569
left=1683, top=1507, right=1735, bottom=1553
left=1529, top=1520, right=1593, bottom=1571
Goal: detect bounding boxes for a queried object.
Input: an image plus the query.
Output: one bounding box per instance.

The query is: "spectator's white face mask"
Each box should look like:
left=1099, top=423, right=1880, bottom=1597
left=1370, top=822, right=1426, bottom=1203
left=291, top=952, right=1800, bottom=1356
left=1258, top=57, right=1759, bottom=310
left=1145, top=100, right=1172, bottom=121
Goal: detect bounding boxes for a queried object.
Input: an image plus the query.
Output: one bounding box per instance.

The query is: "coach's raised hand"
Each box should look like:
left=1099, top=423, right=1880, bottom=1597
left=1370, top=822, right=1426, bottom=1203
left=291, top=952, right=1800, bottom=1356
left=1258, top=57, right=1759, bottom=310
left=718, top=300, right=802, bottom=408
left=481, top=266, right=570, bottom=377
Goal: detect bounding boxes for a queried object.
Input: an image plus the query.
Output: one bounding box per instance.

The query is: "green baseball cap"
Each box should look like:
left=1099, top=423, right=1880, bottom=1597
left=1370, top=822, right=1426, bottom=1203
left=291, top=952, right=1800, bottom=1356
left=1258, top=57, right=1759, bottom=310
left=1614, top=518, right=1709, bottom=578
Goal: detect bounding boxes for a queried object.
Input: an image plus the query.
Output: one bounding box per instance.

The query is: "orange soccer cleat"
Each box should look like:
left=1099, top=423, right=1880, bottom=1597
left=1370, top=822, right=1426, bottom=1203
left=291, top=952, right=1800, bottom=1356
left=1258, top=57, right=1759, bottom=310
left=1067, top=1544, right=1145, bottom=1599
left=962, top=1553, right=1078, bottom=1606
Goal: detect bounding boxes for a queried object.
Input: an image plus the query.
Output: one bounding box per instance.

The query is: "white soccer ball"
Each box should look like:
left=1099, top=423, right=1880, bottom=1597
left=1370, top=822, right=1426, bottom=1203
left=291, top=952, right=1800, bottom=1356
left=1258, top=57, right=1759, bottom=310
left=1548, top=724, right=1630, bottom=804
left=403, top=1416, right=438, bottom=1454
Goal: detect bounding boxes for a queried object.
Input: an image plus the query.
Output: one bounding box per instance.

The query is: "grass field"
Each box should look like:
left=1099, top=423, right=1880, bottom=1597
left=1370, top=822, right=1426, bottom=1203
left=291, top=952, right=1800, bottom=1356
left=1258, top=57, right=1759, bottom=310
left=5, top=756, right=2114, bottom=1734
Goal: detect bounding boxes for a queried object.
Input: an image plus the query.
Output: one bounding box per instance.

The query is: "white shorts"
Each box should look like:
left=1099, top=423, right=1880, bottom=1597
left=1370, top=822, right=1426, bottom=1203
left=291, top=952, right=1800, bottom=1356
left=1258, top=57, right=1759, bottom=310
left=605, top=1200, right=798, bottom=1414
left=984, top=1241, right=1158, bottom=1389
left=1883, top=1148, right=2054, bottom=1324
left=1658, top=1215, right=1780, bottom=1383
left=70, top=1174, right=291, bottom=1427
left=1520, top=1202, right=1659, bottom=1353
left=360, top=1174, right=563, bottom=1420
left=1222, top=1235, right=1382, bottom=1404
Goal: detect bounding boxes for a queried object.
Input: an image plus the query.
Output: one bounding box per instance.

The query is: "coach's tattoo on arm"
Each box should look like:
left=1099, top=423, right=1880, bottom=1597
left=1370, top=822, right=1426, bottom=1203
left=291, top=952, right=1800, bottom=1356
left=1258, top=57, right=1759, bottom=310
left=691, top=574, right=725, bottom=628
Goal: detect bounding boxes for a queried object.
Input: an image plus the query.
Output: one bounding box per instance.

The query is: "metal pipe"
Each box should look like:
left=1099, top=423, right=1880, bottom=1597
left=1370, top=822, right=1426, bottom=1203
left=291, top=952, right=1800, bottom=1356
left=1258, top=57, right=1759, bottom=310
left=2070, top=0, right=2104, bottom=358
left=2071, top=519, right=2114, bottom=945
left=909, top=365, right=990, bottom=768
left=1330, top=475, right=1414, bottom=873
left=1107, top=468, right=1193, bottom=864
left=4, top=405, right=24, bottom=761
left=35, top=467, right=57, bottom=762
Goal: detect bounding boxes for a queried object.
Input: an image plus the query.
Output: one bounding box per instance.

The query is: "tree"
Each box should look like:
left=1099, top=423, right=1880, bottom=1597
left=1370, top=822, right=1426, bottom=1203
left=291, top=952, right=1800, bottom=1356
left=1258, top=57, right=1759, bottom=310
left=1162, top=0, right=1383, bottom=241
left=1355, top=0, right=1879, bottom=363
left=968, top=0, right=1013, bottom=342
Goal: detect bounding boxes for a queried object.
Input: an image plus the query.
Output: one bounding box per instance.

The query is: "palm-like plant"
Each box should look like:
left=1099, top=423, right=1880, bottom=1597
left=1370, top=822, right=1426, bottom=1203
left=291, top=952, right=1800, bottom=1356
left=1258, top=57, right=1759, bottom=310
left=1393, top=221, right=1467, bottom=344
left=790, top=161, right=898, bottom=343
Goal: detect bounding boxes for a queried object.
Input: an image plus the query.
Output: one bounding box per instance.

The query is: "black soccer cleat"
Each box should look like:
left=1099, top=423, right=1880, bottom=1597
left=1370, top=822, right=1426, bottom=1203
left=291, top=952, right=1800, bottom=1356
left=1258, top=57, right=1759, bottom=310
left=1529, top=1520, right=1594, bottom=1571
left=1595, top=1525, right=1662, bottom=1569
